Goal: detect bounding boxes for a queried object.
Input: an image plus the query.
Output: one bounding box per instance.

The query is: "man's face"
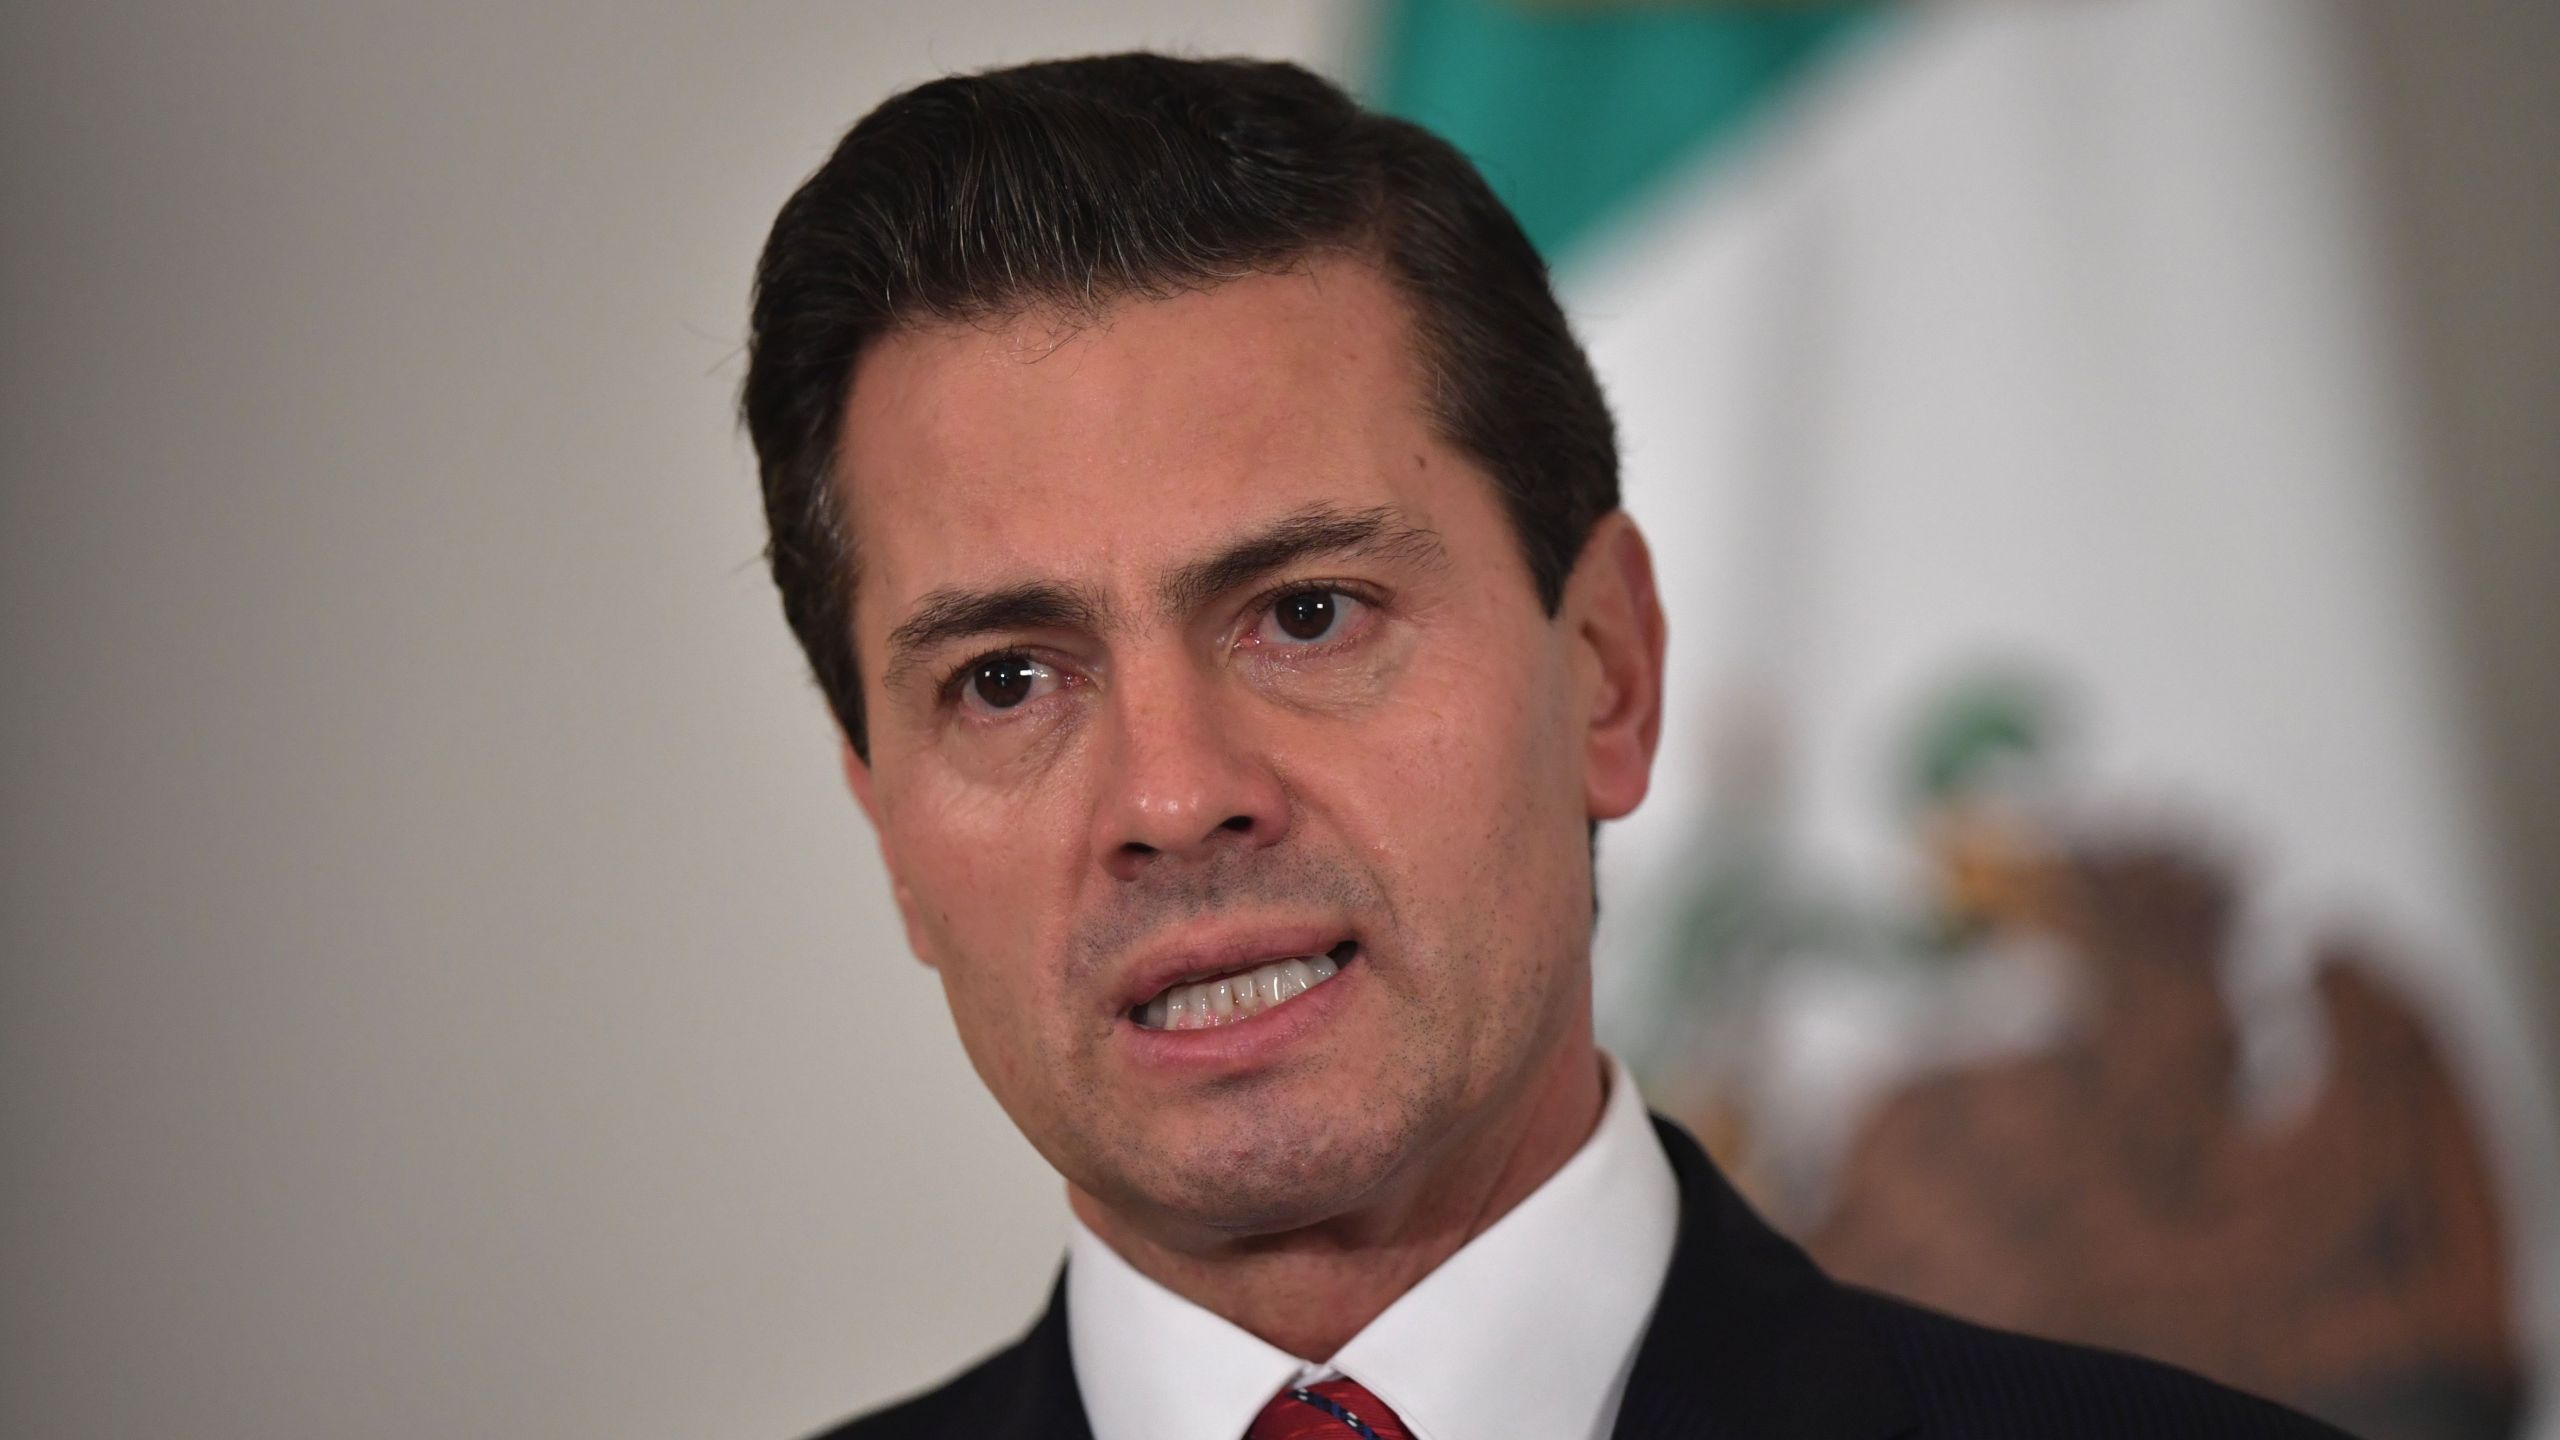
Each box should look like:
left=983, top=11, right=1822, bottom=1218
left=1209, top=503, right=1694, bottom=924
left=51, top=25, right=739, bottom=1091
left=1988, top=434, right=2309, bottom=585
left=836, top=258, right=1658, bottom=1236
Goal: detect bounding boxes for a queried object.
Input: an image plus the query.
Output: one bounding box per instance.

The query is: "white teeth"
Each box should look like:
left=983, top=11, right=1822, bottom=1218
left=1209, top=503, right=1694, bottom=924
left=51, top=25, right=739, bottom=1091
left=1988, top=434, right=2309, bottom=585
left=1141, top=950, right=1349, bottom=1030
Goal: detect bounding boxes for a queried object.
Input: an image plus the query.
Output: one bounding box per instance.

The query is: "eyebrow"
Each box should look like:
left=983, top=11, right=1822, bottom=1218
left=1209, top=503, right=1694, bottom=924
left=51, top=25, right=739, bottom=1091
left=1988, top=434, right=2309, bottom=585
left=876, top=503, right=1448, bottom=692
left=881, top=581, right=1110, bottom=692
left=1158, top=503, right=1448, bottom=617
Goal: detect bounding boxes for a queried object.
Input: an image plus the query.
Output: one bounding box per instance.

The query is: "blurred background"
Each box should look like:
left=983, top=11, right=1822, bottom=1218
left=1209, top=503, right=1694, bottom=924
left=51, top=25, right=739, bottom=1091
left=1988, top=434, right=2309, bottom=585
left=2, top=2, right=2552, bottom=1438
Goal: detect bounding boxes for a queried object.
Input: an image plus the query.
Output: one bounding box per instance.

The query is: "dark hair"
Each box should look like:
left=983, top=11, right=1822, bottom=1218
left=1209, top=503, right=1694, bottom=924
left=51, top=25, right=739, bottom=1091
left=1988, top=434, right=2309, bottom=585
left=743, top=53, right=1617, bottom=760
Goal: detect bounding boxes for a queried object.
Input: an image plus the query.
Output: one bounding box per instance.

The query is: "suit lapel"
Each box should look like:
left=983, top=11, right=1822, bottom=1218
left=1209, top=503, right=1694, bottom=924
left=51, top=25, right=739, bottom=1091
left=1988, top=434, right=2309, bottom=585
left=995, top=1273, right=1097, bottom=1440
left=1035, top=1119, right=1910, bottom=1440
left=1614, top=1118, right=1917, bottom=1440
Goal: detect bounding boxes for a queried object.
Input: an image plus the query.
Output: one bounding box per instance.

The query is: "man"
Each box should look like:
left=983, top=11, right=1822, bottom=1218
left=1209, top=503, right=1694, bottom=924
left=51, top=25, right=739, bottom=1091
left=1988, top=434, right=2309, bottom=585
left=742, top=53, right=2344, bottom=1440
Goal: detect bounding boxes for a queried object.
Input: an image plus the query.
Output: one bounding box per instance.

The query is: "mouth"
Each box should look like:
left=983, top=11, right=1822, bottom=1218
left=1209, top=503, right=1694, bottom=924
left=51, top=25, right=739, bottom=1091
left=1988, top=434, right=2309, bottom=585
left=1128, top=940, right=1359, bottom=1031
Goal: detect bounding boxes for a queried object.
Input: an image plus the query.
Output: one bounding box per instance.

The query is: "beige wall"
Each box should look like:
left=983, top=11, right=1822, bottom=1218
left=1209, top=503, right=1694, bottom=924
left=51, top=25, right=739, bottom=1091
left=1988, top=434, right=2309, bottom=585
left=0, top=7, right=1354, bottom=1438
left=2346, top=0, right=2560, bottom=1074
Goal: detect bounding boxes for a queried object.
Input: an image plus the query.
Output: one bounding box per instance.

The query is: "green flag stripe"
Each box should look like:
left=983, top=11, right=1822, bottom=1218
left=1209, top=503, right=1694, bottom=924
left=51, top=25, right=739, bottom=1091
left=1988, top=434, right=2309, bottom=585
left=1368, top=0, right=1879, bottom=261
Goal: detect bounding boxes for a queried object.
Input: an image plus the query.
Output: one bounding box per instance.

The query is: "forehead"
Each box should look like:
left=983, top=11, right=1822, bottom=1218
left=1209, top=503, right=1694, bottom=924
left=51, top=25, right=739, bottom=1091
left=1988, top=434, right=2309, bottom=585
left=833, top=259, right=1470, bottom=634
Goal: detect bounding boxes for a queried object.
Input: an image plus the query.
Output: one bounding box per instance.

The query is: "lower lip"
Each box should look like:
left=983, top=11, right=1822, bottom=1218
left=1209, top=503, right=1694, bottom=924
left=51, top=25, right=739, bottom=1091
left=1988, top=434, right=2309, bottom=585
left=1116, top=951, right=1360, bottom=1074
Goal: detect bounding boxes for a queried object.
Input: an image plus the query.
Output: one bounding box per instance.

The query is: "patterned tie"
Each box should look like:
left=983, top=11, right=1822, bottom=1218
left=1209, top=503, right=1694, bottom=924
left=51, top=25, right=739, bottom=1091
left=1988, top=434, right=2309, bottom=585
left=1245, top=1377, right=1414, bottom=1440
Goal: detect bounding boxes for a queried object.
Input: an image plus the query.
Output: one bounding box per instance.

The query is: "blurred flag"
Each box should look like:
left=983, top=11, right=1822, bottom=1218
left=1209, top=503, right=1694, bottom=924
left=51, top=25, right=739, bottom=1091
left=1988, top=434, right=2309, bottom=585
left=1372, top=3, right=2557, bottom=1438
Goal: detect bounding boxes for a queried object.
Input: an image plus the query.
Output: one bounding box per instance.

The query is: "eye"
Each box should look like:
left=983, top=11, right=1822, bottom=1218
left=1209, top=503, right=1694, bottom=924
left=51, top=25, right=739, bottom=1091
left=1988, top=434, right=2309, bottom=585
left=1251, top=587, right=1366, bottom=647
left=958, top=652, right=1061, bottom=714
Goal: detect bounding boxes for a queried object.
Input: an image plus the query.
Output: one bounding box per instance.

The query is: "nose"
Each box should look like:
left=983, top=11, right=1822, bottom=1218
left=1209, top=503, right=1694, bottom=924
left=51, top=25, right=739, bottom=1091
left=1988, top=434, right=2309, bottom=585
left=1091, top=662, right=1291, bottom=882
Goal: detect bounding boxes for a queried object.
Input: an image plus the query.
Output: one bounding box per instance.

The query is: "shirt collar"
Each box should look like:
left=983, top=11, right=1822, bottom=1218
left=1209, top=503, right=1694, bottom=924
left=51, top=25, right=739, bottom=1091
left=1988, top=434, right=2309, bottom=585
left=1067, top=1056, right=1680, bottom=1440
left=1065, top=1222, right=1303, bottom=1440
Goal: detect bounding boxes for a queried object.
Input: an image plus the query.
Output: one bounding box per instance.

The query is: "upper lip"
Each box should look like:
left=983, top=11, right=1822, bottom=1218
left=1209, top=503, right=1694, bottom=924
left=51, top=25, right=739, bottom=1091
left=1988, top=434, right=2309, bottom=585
left=1111, top=919, right=1357, bottom=1015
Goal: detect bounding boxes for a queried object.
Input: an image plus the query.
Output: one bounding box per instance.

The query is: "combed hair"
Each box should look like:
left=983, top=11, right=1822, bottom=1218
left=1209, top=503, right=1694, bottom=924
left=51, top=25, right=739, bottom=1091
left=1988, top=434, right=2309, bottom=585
left=742, top=53, right=1617, bottom=759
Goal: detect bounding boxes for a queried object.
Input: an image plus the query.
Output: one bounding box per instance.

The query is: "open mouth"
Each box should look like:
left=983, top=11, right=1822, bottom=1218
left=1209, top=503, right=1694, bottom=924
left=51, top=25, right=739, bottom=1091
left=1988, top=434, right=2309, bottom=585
left=1130, top=940, right=1358, bottom=1031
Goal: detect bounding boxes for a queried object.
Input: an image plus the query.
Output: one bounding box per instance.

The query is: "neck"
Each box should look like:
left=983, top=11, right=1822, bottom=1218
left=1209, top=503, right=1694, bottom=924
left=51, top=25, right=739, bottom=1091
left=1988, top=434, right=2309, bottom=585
left=1068, top=1032, right=1608, bottom=1361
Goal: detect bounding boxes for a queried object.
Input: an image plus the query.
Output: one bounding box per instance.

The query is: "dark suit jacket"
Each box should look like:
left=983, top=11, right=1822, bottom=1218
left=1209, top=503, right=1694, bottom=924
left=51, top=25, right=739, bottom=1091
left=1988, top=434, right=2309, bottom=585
left=813, top=1117, right=2351, bottom=1440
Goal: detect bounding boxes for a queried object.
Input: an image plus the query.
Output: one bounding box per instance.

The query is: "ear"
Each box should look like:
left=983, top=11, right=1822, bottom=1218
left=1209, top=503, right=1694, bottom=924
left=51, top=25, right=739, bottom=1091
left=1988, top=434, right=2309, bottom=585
left=840, top=736, right=941, bottom=971
left=1564, top=511, right=1667, bottom=822
left=839, top=734, right=883, bottom=826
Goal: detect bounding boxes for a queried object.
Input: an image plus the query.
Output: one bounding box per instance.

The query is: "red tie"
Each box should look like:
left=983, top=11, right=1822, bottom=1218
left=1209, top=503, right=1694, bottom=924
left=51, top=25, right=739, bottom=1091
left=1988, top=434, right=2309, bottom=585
left=1245, top=1378, right=1413, bottom=1440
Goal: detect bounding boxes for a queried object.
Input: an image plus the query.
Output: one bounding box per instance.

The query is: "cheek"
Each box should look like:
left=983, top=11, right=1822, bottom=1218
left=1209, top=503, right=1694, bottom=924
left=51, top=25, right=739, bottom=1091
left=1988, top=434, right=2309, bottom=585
left=1342, top=630, right=1584, bottom=907
left=1417, top=631, right=1579, bottom=816
left=886, top=783, right=1088, bottom=1118
left=881, top=773, right=1084, bottom=989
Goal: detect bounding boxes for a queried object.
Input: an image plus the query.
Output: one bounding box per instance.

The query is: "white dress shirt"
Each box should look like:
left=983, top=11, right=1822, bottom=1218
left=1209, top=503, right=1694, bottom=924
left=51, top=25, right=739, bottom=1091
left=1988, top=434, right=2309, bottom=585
left=1066, top=1056, right=1680, bottom=1440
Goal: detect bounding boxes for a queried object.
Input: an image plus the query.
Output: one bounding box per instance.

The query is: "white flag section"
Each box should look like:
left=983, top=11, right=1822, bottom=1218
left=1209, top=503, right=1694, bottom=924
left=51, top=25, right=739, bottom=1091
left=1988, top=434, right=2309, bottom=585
left=1570, top=0, right=2557, bottom=1432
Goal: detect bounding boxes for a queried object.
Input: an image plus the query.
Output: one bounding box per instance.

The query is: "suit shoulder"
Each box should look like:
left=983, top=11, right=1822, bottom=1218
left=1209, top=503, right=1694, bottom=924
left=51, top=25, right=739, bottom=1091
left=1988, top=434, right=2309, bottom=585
left=1843, top=1287, right=2354, bottom=1439
left=798, top=1332, right=1062, bottom=1440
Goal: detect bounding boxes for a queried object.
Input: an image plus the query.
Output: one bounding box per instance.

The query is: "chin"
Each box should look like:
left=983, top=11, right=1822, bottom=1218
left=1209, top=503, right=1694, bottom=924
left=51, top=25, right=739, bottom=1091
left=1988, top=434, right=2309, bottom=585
left=1106, top=1097, right=1428, bottom=1235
